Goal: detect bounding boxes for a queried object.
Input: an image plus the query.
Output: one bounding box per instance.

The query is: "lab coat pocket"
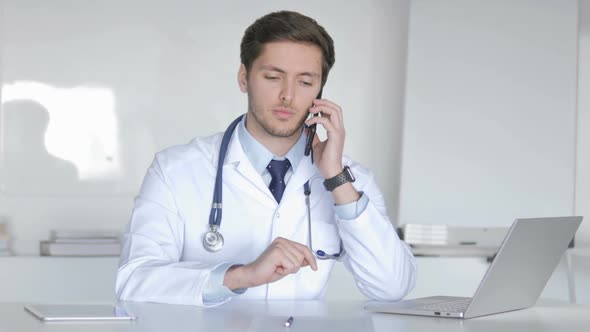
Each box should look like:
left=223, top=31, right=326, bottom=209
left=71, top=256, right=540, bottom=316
left=308, top=219, right=342, bottom=256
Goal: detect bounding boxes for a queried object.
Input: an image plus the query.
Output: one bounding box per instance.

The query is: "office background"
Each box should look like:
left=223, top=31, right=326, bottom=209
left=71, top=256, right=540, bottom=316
left=0, top=0, right=588, bottom=303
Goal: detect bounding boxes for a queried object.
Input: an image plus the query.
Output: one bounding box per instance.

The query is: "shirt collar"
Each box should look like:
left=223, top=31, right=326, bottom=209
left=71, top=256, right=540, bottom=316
left=237, top=114, right=306, bottom=175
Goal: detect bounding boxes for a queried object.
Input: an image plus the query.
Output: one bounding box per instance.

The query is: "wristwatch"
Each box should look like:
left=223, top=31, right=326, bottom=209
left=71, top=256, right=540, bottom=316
left=323, top=166, right=355, bottom=191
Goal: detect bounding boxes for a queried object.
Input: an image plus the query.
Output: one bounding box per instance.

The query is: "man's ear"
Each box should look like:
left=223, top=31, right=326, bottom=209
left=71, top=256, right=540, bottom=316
left=238, top=64, right=248, bottom=93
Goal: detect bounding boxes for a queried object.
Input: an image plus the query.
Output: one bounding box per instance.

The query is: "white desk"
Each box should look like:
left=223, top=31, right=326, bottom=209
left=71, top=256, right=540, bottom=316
left=1, top=300, right=588, bottom=332
left=0, top=255, right=577, bottom=303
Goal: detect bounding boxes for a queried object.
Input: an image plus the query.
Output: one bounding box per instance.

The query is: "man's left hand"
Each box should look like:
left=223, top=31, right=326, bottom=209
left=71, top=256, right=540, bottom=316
left=305, top=98, right=360, bottom=205
left=305, top=98, right=346, bottom=179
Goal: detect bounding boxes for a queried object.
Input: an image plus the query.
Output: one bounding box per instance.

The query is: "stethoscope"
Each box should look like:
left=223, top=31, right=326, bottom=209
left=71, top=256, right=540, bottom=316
left=202, top=114, right=345, bottom=260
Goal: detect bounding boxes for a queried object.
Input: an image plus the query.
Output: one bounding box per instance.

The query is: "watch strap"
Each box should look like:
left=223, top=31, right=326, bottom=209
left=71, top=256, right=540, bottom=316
left=323, top=166, right=355, bottom=191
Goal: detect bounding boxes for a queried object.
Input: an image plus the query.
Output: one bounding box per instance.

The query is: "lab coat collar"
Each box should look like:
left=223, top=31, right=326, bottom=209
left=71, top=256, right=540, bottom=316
left=222, top=123, right=320, bottom=204
left=223, top=119, right=250, bottom=166
left=220, top=127, right=274, bottom=202
left=282, top=153, right=320, bottom=198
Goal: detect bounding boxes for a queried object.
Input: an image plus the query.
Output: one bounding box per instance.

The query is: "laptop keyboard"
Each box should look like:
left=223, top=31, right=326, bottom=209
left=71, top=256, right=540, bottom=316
left=412, top=298, right=472, bottom=313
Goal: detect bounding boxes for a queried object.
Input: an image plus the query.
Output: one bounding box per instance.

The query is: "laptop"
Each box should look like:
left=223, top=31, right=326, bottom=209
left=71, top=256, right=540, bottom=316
left=365, top=216, right=583, bottom=319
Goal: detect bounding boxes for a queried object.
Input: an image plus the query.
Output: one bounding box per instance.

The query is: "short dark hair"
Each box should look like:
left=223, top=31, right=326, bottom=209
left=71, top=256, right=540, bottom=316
left=240, top=11, right=335, bottom=87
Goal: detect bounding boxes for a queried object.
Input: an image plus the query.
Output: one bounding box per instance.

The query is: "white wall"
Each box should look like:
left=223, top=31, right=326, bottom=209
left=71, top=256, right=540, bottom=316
left=0, top=0, right=410, bottom=255
left=399, top=0, right=579, bottom=229
left=576, top=0, right=590, bottom=246
left=571, top=1, right=590, bottom=303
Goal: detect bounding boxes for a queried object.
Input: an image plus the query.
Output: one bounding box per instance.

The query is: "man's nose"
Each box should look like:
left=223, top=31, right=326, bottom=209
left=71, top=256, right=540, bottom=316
left=279, top=81, right=295, bottom=106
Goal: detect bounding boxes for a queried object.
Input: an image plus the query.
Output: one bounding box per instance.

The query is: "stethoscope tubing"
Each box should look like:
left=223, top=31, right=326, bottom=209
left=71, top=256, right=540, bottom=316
left=209, top=115, right=244, bottom=229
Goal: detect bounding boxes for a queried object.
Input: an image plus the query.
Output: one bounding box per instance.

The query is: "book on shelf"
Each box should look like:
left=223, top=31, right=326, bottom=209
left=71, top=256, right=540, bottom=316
left=53, top=238, right=119, bottom=244
left=41, top=229, right=122, bottom=256
left=40, top=241, right=121, bottom=256
left=50, top=229, right=120, bottom=241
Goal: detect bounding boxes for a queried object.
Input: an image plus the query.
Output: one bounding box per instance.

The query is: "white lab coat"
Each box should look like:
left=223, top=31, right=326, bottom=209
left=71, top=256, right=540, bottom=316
left=116, top=128, right=416, bottom=306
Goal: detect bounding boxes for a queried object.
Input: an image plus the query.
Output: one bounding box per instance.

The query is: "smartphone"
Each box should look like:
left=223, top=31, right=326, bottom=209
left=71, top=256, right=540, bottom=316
left=304, top=89, right=323, bottom=156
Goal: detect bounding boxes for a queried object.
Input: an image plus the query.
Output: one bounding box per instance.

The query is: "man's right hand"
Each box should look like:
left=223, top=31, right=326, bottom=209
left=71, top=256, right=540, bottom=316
left=223, top=237, right=318, bottom=291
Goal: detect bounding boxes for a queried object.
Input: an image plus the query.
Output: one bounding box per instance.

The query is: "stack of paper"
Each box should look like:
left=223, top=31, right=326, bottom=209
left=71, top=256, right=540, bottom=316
left=401, top=223, right=509, bottom=257
left=40, top=230, right=121, bottom=256
left=0, top=222, right=13, bottom=256
left=402, top=224, right=449, bottom=245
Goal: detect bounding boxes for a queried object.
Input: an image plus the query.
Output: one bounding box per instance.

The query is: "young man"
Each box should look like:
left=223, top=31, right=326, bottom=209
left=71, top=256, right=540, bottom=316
left=116, top=10, right=415, bottom=307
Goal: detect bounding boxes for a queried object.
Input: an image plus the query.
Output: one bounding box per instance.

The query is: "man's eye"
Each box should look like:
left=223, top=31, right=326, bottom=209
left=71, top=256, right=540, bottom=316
left=300, top=81, right=313, bottom=86
left=265, top=76, right=279, bottom=80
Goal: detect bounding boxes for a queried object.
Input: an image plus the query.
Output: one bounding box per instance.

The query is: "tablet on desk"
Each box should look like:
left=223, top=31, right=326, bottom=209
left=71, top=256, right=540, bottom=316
left=24, top=304, right=137, bottom=322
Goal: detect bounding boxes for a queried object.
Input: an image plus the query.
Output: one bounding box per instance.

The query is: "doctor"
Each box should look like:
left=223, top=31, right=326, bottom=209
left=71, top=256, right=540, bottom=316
left=116, top=10, right=416, bottom=307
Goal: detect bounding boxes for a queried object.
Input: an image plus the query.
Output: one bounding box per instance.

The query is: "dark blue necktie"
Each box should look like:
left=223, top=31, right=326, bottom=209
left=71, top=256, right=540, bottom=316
left=267, top=159, right=291, bottom=203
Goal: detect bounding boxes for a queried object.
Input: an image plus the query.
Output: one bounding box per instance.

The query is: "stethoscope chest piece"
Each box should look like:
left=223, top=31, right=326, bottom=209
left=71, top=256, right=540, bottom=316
left=203, top=226, right=224, bottom=252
